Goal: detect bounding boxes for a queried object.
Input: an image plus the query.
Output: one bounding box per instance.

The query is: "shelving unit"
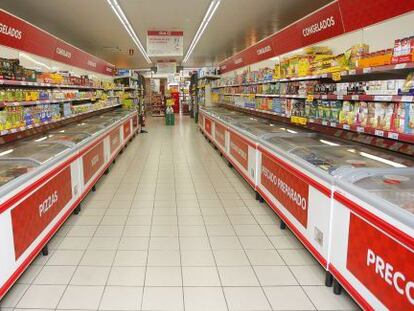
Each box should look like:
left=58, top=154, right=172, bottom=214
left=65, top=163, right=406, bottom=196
left=213, top=60, right=414, bottom=152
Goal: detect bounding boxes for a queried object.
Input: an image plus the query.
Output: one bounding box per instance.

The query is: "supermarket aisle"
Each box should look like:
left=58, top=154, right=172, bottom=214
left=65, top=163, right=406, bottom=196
left=0, top=116, right=358, bottom=311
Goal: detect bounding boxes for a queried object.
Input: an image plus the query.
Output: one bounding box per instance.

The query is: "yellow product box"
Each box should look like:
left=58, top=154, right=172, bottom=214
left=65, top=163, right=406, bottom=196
left=273, top=63, right=281, bottom=80
left=357, top=51, right=392, bottom=68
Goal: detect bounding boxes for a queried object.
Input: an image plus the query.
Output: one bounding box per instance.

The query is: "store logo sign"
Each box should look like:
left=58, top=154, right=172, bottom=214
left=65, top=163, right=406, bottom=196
left=0, top=22, right=22, bottom=39
left=55, top=47, right=72, bottom=59
left=221, top=65, right=227, bottom=70
left=106, top=66, right=113, bottom=73
left=347, top=214, right=414, bottom=310
left=256, top=45, right=271, bottom=55
left=260, top=153, right=308, bottom=227
left=302, top=16, right=335, bottom=37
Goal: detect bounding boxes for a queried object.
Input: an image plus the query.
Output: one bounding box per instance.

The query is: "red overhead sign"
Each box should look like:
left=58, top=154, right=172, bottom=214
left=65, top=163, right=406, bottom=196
left=219, top=0, right=414, bottom=73
left=0, top=9, right=115, bottom=75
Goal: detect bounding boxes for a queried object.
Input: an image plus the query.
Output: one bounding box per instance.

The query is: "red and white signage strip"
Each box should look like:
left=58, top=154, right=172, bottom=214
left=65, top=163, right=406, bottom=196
left=330, top=190, right=414, bottom=310
left=0, top=112, right=137, bottom=301
left=0, top=9, right=115, bottom=75
left=219, top=0, right=414, bottom=73
left=214, top=121, right=227, bottom=150
left=11, top=166, right=73, bottom=260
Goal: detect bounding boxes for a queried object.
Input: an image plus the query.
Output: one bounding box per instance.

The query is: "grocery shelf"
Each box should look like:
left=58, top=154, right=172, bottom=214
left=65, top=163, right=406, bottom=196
left=220, top=93, right=414, bottom=102
left=0, top=79, right=105, bottom=90
left=212, top=62, right=414, bottom=89
left=0, top=97, right=109, bottom=108
left=0, top=103, right=122, bottom=137
left=220, top=103, right=414, bottom=144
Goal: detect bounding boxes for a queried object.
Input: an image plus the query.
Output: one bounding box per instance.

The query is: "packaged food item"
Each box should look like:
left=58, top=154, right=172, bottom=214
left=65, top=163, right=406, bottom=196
left=392, top=36, right=414, bottom=64
left=339, top=101, right=355, bottom=125
left=403, top=103, right=414, bottom=134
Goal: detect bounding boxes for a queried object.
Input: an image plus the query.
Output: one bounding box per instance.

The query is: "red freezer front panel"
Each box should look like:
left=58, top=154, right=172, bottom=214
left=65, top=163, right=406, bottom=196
left=347, top=214, right=414, bottom=310
left=109, top=127, right=121, bottom=154
left=11, top=166, right=73, bottom=259
left=123, top=120, right=131, bottom=139
left=261, top=152, right=309, bottom=228
left=230, top=132, right=249, bottom=170
left=83, top=141, right=105, bottom=184
left=215, top=122, right=226, bottom=149
left=205, top=118, right=212, bottom=136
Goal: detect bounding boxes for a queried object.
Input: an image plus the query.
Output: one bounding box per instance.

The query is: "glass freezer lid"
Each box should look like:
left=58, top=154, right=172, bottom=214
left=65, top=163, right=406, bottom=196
left=351, top=170, right=414, bottom=214
left=0, top=141, right=70, bottom=164
left=51, top=122, right=106, bottom=136
left=238, top=120, right=310, bottom=137
left=40, top=132, right=91, bottom=145
left=0, top=160, right=38, bottom=187
left=289, top=145, right=414, bottom=176
left=263, top=133, right=348, bottom=152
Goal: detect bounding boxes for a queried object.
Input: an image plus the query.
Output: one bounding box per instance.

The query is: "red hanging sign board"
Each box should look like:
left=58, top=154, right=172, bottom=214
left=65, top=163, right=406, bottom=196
left=0, top=9, right=115, bottom=75
left=219, top=0, right=414, bottom=74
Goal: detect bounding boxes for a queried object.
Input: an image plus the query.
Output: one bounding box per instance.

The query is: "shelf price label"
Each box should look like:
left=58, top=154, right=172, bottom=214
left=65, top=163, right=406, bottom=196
left=322, top=120, right=328, bottom=126
left=306, top=94, right=314, bottom=102
left=343, top=124, right=350, bottom=130
left=388, top=132, right=399, bottom=140
left=356, top=126, right=365, bottom=133
left=331, top=71, right=341, bottom=81
left=375, top=129, right=384, bottom=137
left=291, top=116, right=307, bottom=125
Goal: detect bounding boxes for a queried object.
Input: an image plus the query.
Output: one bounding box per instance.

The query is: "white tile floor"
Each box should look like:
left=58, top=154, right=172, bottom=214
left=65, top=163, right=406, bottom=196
left=0, top=116, right=360, bottom=311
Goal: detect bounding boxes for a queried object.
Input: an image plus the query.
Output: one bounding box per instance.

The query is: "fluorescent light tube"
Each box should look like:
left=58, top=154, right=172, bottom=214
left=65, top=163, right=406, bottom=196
left=359, top=152, right=406, bottom=168
left=106, top=0, right=152, bottom=63
left=183, top=0, right=221, bottom=63
left=0, top=149, right=14, bottom=157
left=319, top=139, right=340, bottom=146
left=35, top=136, right=48, bottom=142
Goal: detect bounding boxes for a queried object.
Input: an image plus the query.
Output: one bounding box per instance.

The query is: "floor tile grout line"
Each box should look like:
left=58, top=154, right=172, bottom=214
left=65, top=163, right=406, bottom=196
left=139, top=140, right=160, bottom=311
left=187, top=127, right=231, bottom=311
left=96, top=138, right=149, bottom=310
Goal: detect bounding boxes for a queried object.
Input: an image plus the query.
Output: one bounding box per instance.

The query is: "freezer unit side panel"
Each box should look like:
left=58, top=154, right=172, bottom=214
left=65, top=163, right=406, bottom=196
left=82, top=141, right=105, bottom=186
left=123, top=118, right=132, bottom=141
left=0, top=160, right=80, bottom=300
left=204, top=117, right=213, bottom=136
left=257, top=148, right=332, bottom=267
left=109, top=126, right=122, bottom=157
left=214, top=121, right=227, bottom=151
left=330, top=196, right=414, bottom=311
left=228, top=129, right=256, bottom=187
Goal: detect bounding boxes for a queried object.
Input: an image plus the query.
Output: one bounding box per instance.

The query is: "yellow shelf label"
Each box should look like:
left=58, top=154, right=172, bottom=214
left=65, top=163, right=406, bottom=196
left=291, top=116, right=307, bottom=125
left=306, top=94, right=314, bottom=102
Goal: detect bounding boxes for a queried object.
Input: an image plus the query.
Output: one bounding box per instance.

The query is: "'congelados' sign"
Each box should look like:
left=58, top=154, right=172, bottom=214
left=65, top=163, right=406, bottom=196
left=302, top=16, right=336, bottom=37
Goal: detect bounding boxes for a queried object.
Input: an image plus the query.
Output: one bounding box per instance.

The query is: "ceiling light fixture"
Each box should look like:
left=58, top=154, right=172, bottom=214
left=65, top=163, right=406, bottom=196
left=106, top=0, right=152, bottom=63
left=183, top=0, right=221, bottom=63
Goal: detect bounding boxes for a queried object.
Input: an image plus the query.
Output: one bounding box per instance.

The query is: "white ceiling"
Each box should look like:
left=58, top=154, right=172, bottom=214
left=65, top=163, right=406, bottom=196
left=1, top=0, right=331, bottom=68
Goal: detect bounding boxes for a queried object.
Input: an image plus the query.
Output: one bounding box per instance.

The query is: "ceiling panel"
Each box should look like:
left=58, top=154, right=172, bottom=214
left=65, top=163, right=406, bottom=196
left=0, top=0, right=332, bottom=68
